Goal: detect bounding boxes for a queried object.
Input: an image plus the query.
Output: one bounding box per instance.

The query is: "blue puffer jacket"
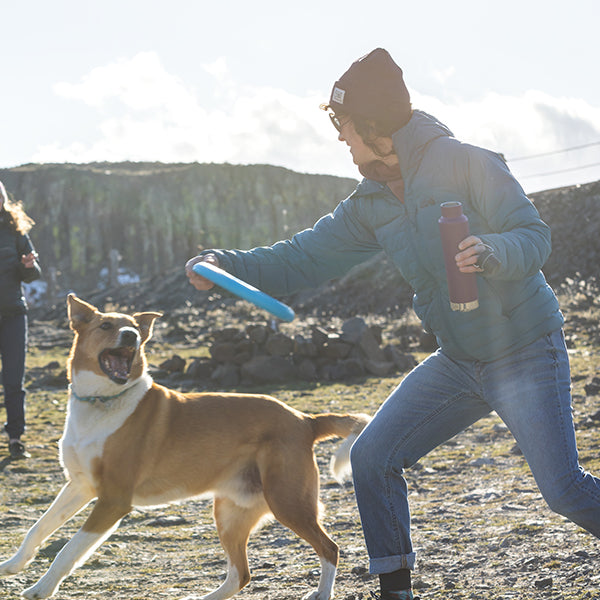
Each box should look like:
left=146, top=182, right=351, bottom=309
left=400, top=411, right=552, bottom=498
left=208, top=110, right=563, bottom=361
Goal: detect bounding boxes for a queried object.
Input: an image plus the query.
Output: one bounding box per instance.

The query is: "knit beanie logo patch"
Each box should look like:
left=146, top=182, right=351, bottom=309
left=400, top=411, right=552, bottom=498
left=332, top=87, right=345, bottom=105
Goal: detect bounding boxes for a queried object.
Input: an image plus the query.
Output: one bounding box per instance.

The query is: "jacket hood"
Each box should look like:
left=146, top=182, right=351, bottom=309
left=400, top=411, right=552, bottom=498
left=391, top=110, right=454, bottom=181
left=354, top=177, right=388, bottom=197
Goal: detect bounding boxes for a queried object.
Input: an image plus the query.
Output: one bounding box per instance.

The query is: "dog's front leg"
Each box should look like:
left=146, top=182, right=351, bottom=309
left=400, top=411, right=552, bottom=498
left=302, top=557, right=337, bottom=600
left=21, top=496, right=130, bottom=600
left=0, top=481, right=94, bottom=576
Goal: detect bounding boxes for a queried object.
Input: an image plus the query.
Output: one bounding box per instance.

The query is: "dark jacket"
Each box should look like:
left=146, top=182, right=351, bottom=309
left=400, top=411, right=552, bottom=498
left=0, top=210, right=42, bottom=316
left=208, top=110, right=563, bottom=361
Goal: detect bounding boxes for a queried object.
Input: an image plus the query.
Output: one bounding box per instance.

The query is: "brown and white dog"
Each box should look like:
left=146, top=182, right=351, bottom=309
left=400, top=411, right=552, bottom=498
left=0, top=294, right=370, bottom=600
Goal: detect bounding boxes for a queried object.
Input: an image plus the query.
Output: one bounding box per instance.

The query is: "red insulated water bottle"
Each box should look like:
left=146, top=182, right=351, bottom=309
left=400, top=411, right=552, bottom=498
left=438, top=201, right=479, bottom=312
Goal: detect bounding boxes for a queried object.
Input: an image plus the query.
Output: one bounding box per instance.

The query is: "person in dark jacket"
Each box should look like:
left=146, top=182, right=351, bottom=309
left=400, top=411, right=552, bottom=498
left=0, top=181, right=41, bottom=459
left=185, top=49, right=600, bottom=600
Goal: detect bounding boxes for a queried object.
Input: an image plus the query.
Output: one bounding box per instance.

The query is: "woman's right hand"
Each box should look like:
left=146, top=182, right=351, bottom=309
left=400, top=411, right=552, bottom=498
left=21, top=251, right=39, bottom=269
left=185, top=253, right=219, bottom=291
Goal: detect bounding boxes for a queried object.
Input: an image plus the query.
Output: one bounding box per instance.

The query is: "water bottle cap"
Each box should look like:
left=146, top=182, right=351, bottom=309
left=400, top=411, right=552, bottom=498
left=440, top=201, right=463, bottom=218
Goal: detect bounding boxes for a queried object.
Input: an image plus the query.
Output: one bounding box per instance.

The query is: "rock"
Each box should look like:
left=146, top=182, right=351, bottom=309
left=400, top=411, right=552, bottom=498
left=328, top=358, right=366, bottom=380
left=147, top=515, right=188, bottom=527
left=210, top=342, right=238, bottom=363
left=363, top=359, right=394, bottom=377
left=212, top=327, right=245, bottom=343
left=293, top=335, right=319, bottom=358
left=241, top=355, right=297, bottom=384
left=468, top=457, right=496, bottom=466
left=187, top=316, right=418, bottom=386
left=358, top=328, right=387, bottom=362
left=340, top=317, right=368, bottom=344
left=158, top=355, right=186, bottom=373
left=211, top=364, right=240, bottom=387
left=413, top=577, right=432, bottom=590
left=322, top=340, right=353, bottom=360
left=510, top=442, right=523, bottom=455
left=31, top=369, right=68, bottom=389
left=462, top=487, right=502, bottom=503
left=584, top=376, right=600, bottom=396
left=534, top=577, right=553, bottom=589
left=311, top=326, right=330, bottom=347
left=296, top=358, right=318, bottom=381
left=369, top=324, right=383, bottom=345
left=185, top=358, right=214, bottom=380
left=265, top=332, right=294, bottom=356
left=246, top=324, right=270, bottom=345
left=384, top=345, right=418, bottom=372
left=419, top=330, right=439, bottom=351
left=230, top=339, right=254, bottom=365
left=588, top=409, right=600, bottom=422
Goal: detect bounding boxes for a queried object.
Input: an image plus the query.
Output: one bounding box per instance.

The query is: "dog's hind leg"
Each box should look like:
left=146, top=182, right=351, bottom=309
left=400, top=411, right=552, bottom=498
left=21, top=495, right=130, bottom=600
left=0, top=480, right=94, bottom=577
left=181, top=495, right=268, bottom=600
left=262, top=452, right=338, bottom=600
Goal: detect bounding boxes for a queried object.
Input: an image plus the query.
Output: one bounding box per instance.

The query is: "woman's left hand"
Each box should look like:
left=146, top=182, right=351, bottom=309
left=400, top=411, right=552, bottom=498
left=455, top=236, right=486, bottom=273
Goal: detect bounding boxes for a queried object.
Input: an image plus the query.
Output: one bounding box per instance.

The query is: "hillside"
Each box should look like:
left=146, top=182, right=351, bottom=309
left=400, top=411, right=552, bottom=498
left=0, top=162, right=357, bottom=292
left=1, top=161, right=598, bottom=320
left=28, top=175, right=600, bottom=322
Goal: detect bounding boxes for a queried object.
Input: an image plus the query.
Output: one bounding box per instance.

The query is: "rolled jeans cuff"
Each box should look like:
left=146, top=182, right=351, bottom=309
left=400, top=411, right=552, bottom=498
left=369, top=552, right=416, bottom=574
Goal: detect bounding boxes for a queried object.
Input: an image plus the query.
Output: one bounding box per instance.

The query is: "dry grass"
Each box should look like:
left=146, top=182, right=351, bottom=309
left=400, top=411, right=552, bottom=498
left=2, top=300, right=600, bottom=600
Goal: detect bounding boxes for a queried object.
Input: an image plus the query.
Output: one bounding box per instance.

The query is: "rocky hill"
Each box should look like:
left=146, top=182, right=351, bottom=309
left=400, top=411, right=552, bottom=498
left=0, top=161, right=357, bottom=291
left=1, top=161, right=598, bottom=321
left=35, top=177, right=600, bottom=323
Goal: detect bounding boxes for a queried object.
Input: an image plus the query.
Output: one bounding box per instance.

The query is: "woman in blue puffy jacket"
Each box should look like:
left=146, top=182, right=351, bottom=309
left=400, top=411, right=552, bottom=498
left=186, top=49, right=600, bottom=600
left=0, top=181, right=41, bottom=460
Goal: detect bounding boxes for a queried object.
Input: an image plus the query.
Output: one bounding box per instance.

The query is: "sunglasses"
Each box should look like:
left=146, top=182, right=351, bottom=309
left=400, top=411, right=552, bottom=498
left=328, top=112, right=350, bottom=133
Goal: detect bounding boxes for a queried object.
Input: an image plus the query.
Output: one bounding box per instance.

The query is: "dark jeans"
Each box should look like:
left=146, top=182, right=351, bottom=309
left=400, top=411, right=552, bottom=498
left=0, top=313, right=27, bottom=439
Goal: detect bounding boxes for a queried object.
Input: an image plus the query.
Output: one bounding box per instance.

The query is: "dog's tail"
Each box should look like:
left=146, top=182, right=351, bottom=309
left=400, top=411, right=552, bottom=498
left=311, top=413, right=371, bottom=483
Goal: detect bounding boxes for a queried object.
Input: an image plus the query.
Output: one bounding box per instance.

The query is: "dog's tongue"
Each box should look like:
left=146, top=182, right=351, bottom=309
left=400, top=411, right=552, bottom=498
left=107, top=353, right=129, bottom=379
left=100, top=348, right=133, bottom=382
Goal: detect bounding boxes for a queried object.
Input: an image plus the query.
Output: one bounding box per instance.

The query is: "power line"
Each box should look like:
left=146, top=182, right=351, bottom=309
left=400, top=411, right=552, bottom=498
left=517, top=161, right=600, bottom=179
left=507, top=140, right=600, bottom=162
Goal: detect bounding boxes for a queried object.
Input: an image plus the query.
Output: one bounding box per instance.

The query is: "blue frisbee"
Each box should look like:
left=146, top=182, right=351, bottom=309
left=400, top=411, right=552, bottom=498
left=192, top=262, right=295, bottom=322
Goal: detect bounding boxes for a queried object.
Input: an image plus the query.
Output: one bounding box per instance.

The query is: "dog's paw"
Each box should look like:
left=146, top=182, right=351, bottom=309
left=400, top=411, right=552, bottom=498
left=0, top=556, right=26, bottom=575
left=22, top=585, right=47, bottom=600
left=302, top=591, right=332, bottom=600
left=21, top=579, right=58, bottom=600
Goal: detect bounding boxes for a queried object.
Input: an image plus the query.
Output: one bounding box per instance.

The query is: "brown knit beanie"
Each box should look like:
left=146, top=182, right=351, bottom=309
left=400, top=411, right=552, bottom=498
left=326, top=48, right=412, bottom=134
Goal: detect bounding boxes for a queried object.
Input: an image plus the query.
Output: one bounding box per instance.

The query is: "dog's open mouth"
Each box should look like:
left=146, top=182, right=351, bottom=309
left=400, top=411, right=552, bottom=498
left=99, top=347, right=136, bottom=384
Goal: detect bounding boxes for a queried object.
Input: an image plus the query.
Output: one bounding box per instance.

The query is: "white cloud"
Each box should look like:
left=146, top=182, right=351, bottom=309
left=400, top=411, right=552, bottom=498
left=431, top=66, right=456, bottom=86
left=54, top=52, right=197, bottom=115
left=202, top=56, right=230, bottom=84
left=36, top=52, right=600, bottom=192
left=38, top=51, right=351, bottom=175
left=414, top=90, right=600, bottom=192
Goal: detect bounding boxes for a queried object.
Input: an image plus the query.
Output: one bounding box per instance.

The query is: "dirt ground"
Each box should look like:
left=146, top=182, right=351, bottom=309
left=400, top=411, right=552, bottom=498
left=2, top=292, right=600, bottom=600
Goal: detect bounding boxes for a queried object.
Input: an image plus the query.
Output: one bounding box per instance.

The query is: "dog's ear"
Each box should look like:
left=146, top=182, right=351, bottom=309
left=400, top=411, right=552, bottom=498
left=67, top=294, right=98, bottom=331
left=133, top=311, right=162, bottom=343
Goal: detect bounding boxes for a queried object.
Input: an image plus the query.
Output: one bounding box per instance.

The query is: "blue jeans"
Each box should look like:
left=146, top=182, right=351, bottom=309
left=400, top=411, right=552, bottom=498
left=350, top=329, right=600, bottom=574
left=0, top=312, right=27, bottom=440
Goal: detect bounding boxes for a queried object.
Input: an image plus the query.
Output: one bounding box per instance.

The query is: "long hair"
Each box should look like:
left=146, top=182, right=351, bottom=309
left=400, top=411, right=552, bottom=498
left=0, top=181, right=35, bottom=235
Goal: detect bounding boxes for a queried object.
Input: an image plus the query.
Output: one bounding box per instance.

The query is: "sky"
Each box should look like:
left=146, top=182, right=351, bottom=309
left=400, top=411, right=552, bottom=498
left=2, top=0, right=599, bottom=195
